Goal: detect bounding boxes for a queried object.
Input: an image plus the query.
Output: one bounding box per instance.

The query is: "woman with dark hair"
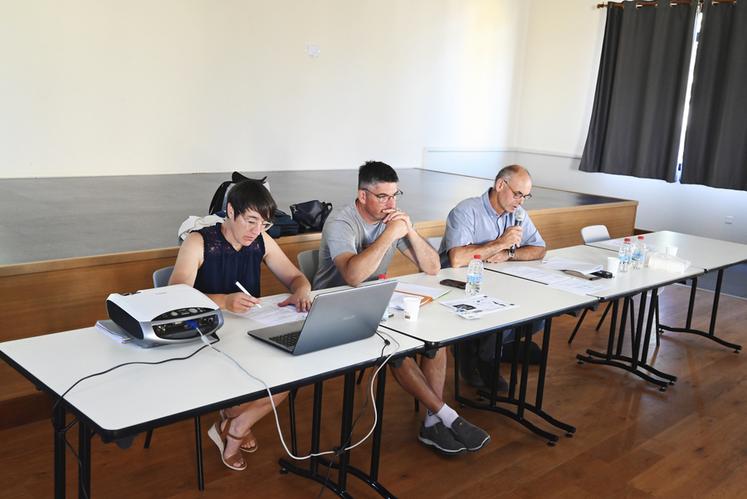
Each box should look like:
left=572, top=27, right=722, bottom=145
left=170, top=180, right=311, bottom=471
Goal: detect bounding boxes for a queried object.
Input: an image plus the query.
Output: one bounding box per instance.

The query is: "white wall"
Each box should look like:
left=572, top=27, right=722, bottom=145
left=427, top=0, right=747, bottom=245
left=0, top=0, right=524, bottom=178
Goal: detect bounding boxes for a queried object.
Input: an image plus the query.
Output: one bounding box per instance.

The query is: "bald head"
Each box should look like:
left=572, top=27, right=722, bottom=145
left=495, top=164, right=531, bottom=183
left=492, top=164, right=533, bottom=214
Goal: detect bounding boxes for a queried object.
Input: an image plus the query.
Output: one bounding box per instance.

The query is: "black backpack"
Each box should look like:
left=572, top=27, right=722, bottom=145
left=208, top=172, right=268, bottom=215
left=208, top=172, right=301, bottom=238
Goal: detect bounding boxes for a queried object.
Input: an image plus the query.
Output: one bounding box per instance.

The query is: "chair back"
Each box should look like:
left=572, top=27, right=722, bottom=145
left=581, top=225, right=610, bottom=244
left=297, top=249, right=320, bottom=284
left=152, top=266, right=175, bottom=288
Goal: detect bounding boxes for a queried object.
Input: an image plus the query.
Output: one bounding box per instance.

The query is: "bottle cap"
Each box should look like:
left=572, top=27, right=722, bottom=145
left=637, top=235, right=644, bottom=240
left=473, top=255, right=481, bottom=259
left=623, top=238, right=631, bottom=242
left=377, top=274, right=387, bottom=280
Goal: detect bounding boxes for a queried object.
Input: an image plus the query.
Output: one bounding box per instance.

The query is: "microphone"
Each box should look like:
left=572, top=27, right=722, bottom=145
left=510, top=207, right=525, bottom=257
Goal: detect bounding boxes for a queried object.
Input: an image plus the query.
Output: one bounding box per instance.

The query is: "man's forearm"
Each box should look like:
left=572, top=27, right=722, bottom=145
left=406, top=230, right=440, bottom=274
left=513, top=245, right=546, bottom=261
left=448, top=240, right=505, bottom=268
left=341, top=233, right=399, bottom=285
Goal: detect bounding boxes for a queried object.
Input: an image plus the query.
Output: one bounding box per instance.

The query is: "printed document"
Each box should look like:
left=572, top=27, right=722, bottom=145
left=440, top=294, right=518, bottom=319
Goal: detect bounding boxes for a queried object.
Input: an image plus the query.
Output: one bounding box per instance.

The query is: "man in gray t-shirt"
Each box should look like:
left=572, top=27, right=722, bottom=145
left=314, top=161, right=491, bottom=455
left=440, top=165, right=547, bottom=390
left=313, top=203, right=412, bottom=290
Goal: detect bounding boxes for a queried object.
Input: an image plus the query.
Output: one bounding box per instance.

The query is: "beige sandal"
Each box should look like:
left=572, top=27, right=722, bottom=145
left=207, top=418, right=249, bottom=471
left=220, top=409, right=259, bottom=453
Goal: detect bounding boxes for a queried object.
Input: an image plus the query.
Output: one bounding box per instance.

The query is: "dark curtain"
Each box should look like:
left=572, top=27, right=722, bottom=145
left=579, top=0, right=697, bottom=181
left=681, top=1, right=747, bottom=190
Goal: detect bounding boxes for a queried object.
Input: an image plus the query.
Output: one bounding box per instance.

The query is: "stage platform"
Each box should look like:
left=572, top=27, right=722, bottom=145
left=1, top=168, right=630, bottom=264
left=0, top=169, right=637, bottom=428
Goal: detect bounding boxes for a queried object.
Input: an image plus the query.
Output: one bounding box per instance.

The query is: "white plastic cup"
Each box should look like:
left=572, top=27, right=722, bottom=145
left=665, top=246, right=679, bottom=257
left=403, top=296, right=421, bottom=321
left=606, top=256, right=619, bottom=276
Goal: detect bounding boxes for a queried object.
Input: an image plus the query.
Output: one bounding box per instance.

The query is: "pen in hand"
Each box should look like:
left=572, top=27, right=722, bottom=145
left=235, top=281, right=262, bottom=308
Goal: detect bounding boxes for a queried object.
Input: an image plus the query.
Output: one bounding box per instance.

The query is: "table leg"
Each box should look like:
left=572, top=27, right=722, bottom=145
left=658, top=269, right=741, bottom=352
left=53, top=402, right=66, bottom=499
left=193, top=415, right=204, bottom=491
left=461, top=319, right=575, bottom=444
left=578, top=291, right=673, bottom=390
left=78, top=421, right=91, bottom=499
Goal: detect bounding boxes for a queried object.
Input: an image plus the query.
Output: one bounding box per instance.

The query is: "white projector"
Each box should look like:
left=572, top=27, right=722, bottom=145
left=106, top=284, right=224, bottom=347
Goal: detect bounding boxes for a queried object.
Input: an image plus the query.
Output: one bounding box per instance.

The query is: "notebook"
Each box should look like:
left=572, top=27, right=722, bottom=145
left=247, top=280, right=397, bottom=355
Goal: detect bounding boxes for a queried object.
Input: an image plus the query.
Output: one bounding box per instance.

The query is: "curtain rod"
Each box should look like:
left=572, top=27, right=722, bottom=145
left=597, top=0, right=735, bottom=7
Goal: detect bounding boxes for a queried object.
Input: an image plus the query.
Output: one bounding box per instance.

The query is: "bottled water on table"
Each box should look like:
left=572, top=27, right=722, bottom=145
left=466, top=255, right=484, bottom=296
left=618, top=238, right=632, bottom=272
left=632, top=235, right=647, bottom=269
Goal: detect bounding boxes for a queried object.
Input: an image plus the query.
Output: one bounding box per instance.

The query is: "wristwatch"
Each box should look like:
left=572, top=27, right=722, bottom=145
left=507, top=247, right=516, bottom=260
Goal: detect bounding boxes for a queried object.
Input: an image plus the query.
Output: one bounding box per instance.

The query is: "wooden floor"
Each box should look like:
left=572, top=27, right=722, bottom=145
left=2, top=284, right=746, bottom=499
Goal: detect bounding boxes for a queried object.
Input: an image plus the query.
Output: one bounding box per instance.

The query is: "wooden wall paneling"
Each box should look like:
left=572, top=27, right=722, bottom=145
left=530, top=202, right=637, bottom=250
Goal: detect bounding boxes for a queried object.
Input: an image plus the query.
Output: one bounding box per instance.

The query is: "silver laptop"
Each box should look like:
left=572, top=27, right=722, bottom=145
left=247, top=280, right=397, bottom=355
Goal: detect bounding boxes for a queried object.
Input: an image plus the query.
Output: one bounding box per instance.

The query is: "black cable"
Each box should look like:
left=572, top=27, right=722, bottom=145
left=49, top=335, right=219, bottom=499
left=50, top=338, right=218, bottom=421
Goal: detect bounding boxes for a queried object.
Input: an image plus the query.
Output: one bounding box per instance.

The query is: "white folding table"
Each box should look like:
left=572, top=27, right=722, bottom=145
left=0, top=314, right=422, bottom=499
left=486, top=245, right=705, bottom=390
left=588, top=231, right=747, bottom=353
left=382, top=267, right=597, bottom=444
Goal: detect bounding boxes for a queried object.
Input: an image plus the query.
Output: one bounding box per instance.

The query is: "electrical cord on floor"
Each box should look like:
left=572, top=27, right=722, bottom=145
left=316, top=331, right=393, bottom=498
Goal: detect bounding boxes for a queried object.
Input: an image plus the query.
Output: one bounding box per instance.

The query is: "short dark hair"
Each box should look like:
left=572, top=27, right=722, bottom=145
left=358, top=161, right=399, bottom=189
left=226, top=180, right=277, bottom=221
left=495, top=164, right=530, bottom=183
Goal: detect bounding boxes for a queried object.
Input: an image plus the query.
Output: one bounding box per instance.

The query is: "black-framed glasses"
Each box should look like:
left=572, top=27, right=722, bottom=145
left=362, top=188, right=404, bottom=203
left=503, top=180, right=532, bottom=201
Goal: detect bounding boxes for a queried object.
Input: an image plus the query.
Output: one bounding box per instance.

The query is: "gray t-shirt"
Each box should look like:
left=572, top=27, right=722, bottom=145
left=313, top=203, right=410, bottom=290
left=439, top=189, right=545, bottom=267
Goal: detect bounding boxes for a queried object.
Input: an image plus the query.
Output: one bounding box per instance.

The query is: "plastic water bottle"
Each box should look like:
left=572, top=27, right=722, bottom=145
left=632, top=235, right=647, bottom=269
left=618, top=238, right=632, bottom=273
left=466, top=255, right=484, bottom=296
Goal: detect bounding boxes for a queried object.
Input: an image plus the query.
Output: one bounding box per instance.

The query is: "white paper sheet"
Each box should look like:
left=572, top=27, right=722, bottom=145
left=440, top=294, right=518, bottom=319
left=395, top=282, right=448, bottom=300
left=541, top=257, right=602, bottom=274
left=550, top=278, right=610, bottom=296
left=498, top=265, right=571, bottom=285
left=388, top=282, right=450, bottom=310
left=230, top=294, right=308, bottom=326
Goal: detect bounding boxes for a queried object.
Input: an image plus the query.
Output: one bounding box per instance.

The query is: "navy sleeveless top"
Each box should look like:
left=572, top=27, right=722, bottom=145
left=194, top=224, right=265, bottom=297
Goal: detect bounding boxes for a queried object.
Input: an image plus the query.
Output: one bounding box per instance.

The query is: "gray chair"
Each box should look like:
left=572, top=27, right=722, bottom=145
left=143, top=265, right=206, bottom=490
left=152, top=265, right=174, bottom=288
left=568, top=225, right=615, bottom=344
left=297, top=249, right=319, bottom=284
left=581, top=225, right=610, bottom=244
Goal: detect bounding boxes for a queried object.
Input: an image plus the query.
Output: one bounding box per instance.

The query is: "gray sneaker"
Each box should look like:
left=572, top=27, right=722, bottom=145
left=449, top=417, right=490, bottom=451
left=418, top=422, right=467, bottom=455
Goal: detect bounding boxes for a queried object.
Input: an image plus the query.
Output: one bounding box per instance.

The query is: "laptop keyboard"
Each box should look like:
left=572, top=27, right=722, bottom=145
left=270, top=331, right=301, bottom=349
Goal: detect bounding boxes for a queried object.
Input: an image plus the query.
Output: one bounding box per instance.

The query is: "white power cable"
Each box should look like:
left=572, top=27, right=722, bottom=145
left=194, top=325, right=400, bottom=460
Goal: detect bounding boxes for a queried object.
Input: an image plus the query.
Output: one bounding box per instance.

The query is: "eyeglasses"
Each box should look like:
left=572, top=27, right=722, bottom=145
left=363, top=188, right=404, bottom=203
left=503, top=180, right=532, bottom=201
left=237, top=215, right=274, bottom=231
